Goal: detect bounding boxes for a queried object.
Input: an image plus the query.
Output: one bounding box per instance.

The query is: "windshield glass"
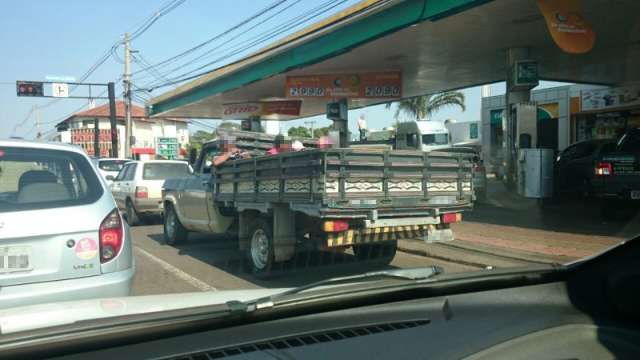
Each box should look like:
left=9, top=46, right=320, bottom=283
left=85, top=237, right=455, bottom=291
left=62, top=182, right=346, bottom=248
left=98, top=159, right=129, bottom=172
left=142, top=162, right=189, bottom=180
left=422, top=133, right=449, bottom=146
left=1, top=0, right=639, bottom=337
left=0, top=147, right=102, bottom=212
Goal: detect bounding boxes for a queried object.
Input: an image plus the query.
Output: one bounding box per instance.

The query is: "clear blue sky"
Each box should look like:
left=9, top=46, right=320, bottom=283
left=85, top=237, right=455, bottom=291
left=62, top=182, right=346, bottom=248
left=0, top=0, right=566, bottom=140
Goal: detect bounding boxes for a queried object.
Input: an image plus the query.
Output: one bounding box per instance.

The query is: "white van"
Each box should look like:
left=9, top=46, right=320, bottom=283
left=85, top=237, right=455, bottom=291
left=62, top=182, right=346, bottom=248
left=395, top=120, right=450, bottom=151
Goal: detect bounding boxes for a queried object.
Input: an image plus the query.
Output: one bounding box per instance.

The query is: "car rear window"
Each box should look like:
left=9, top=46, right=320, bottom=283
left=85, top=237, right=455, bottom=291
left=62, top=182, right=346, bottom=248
left=0, top=147, right=103, bottom=213
left=618, top=129, right=640, bottom=152
left=98, top=159, right=128, bottom=172
left=142, top=162, right=189, bottom=180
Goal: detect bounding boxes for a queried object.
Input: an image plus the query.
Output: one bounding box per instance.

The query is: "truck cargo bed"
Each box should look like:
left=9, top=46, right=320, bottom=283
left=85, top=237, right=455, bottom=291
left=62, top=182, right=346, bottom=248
left=213, top=148, right=474, bottom=218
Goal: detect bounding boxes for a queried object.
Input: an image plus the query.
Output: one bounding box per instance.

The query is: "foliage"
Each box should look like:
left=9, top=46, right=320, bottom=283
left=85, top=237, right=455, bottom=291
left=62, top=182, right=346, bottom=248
left=385, top=91, right=466, bottom=120
left=313, top=126, right=331, bottom=138
left=188, top=130, right=215, bottom=152
left=287, top=126, right=311, bottom=138
left=217, top=121, right=241, bottom=130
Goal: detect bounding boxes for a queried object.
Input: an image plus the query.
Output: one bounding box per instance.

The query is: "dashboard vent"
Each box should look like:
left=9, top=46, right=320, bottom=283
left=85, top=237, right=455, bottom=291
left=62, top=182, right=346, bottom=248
left=168, top=319, right=430, bottom=359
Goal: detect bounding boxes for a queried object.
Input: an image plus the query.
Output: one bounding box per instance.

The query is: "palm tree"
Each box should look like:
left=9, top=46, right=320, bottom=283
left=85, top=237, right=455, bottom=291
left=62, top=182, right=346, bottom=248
left=386, top=91, right=466, bottom=120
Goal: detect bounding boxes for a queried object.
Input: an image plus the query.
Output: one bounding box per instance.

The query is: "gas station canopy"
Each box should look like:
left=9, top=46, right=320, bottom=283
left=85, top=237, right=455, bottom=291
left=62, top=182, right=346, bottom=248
left=148, top=0, right=640, bottom=120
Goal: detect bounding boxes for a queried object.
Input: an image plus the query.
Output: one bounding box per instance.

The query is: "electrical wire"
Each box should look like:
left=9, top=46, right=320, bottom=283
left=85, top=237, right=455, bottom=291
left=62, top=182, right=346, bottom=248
left=146, top=0, right=351, bottom=90
left=130, top=0, right=188, bottom=41
left=131, top=0, right=287, bottom=77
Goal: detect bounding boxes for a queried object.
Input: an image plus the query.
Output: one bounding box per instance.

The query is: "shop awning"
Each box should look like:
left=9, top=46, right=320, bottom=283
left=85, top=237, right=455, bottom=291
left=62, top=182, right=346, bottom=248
left=147, top=0, right=640, bottom=120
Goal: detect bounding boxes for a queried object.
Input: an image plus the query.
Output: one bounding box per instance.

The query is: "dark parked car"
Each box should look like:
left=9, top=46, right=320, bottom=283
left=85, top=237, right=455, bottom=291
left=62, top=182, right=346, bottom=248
left=554, top=139, right=617, bottom=198
left=593, top=128, right=640, bottom=203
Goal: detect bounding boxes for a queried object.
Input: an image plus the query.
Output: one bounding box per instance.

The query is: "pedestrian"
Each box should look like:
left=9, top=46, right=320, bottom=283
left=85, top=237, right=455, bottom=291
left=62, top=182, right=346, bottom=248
left=213, top=136, right=249, bottom=166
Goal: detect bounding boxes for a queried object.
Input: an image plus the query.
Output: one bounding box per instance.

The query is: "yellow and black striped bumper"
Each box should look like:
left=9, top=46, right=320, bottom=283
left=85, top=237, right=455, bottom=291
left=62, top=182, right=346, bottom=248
left=326, top=225, right=432, bottom=247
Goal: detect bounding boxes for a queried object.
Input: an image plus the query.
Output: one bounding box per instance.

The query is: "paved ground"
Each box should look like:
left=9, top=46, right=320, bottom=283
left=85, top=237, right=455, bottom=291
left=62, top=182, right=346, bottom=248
left=130, top=178, right=638, bottom=296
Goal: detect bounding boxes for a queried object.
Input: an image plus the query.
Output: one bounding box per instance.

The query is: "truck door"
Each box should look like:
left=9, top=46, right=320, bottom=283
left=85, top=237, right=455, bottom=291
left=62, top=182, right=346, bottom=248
left=181, top=145, right=218, bottom=232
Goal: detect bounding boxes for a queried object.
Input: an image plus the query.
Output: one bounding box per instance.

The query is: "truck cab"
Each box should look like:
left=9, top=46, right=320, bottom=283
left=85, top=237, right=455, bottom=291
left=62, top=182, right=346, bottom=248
left=395, top=120, right=450, bottom=152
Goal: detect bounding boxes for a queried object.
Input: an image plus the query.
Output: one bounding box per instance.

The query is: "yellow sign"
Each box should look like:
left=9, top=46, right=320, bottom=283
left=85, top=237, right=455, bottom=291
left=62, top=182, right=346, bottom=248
left=537, top=0, right=595, bottom=54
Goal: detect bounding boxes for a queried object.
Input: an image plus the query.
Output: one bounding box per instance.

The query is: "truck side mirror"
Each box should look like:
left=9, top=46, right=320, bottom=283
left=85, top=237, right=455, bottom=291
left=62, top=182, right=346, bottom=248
left=188, top=148, right=198, bottom=165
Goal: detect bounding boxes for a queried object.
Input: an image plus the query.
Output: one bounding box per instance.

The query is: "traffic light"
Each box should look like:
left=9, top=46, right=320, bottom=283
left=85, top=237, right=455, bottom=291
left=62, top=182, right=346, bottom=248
left=16, top=81, right=44, bottom=97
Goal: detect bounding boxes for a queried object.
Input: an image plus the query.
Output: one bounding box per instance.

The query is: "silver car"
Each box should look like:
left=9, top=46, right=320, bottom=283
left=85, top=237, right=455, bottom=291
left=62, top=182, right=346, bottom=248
left=0, top=140, right=134, bottom=309
left=110, top=160, right=191, bottom=226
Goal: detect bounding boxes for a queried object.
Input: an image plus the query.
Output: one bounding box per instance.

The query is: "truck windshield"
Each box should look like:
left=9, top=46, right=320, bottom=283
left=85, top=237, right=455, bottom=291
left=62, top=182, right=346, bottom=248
left=98, top=160, right=129, bottom=172
left=422, top=133, right=449, bottom=146
left=142, top=163, right=190, bottom=180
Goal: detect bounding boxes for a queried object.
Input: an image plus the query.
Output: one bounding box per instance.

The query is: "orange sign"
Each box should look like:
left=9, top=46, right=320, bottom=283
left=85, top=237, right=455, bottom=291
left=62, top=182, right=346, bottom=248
left=285, top=71, right=402, bottom=99
left=537, top=0, right=595, bottom=54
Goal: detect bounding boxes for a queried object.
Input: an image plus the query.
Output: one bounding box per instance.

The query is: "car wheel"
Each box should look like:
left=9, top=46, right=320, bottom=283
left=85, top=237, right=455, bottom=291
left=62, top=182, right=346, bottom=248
left=247, top=218, right=275, bottom=277
left=352, top=240, right=397, bottom=265
left=126, top=200, right=140, bottom=226
left=164, top=204, right=188, bottom=245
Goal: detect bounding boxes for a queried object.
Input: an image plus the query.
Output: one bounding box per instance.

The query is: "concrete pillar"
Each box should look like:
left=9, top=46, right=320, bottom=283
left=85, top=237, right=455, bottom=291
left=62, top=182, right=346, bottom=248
left=505, top=47, right=532, bottom=187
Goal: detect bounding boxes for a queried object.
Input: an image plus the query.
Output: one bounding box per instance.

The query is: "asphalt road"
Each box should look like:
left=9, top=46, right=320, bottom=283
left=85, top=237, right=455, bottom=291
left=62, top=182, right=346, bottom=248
left=130, top=224, right=478, bottom=296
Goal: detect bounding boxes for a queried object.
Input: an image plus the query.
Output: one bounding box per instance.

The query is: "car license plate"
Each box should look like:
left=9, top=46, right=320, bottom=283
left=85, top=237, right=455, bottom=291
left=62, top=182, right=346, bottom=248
left=631, top=190, right=640, bottom=200
left=0, top=246, right=32, bottom=274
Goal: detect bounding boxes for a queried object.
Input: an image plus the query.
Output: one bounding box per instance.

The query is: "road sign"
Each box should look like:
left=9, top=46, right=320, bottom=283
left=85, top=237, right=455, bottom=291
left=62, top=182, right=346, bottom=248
left=52, top=83, right=69, bottom=98
left=16, top=81, right=44, bottom=97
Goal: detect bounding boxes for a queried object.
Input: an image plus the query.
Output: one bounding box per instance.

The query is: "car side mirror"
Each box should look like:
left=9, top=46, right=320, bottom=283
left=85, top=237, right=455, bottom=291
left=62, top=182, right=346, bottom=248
left=106, top=175, right=115, bottom=181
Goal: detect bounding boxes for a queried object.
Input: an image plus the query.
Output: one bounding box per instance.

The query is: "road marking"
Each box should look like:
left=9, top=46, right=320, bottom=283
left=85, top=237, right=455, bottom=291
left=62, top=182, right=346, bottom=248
left=134, top=246, right=217, bottom=292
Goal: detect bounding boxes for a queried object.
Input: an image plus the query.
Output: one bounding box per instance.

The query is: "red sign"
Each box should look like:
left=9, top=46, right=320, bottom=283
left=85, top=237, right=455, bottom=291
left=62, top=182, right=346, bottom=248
left=285, top=71, right=402, bottom=99
left=222, top=100, right=302, bottom=120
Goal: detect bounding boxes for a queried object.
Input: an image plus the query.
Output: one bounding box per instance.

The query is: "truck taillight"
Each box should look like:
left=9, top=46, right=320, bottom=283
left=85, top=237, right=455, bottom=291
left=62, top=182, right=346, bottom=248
left=595, top=162, right=613, bottom=176
left=100, top=209, right=123, bottom=263
left=442, top=213, right=462, bottom=224
left=323, top=220, right=349, bottom=232
left=135, top=186, right=148, bottom=198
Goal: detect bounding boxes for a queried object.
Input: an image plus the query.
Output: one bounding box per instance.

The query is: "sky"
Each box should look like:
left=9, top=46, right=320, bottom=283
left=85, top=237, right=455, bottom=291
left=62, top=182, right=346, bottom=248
left=0, top=0, right=565, bottom=140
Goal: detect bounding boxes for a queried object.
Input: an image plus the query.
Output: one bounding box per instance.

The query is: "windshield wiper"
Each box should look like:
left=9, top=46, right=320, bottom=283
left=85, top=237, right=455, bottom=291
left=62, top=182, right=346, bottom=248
left=229, top=266, right=444, bottom=313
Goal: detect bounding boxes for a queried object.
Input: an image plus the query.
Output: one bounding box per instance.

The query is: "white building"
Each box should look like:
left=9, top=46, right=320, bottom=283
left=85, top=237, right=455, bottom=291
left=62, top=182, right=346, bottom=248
left=55, top=101, right=189, bottom=159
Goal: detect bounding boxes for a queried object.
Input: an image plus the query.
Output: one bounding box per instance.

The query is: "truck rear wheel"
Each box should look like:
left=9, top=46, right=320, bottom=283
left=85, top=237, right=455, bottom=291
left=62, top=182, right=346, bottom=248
left=247, top=218, right=275, bottom=276
left=164, top=204, right=188, bottom=245
left=352, top=240, right=397, bottom=265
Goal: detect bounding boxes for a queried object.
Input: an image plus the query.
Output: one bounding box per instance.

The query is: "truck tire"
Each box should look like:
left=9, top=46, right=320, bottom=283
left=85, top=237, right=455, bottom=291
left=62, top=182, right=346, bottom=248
left=164, top=204, right=188, bottom=245
left=247, top=218, right=275, bottom=277
left=126, top=200, right=140, bottom=226
left=353, top=240, right=397, bottom=266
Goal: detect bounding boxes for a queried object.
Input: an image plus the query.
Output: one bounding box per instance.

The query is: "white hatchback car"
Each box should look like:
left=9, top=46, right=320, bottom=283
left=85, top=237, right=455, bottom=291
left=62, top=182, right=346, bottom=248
left=0, top=140, right=134, bottom=309
left=91, top=157, right=131, bottom=186
left=110, top=160, right=191, bottom=226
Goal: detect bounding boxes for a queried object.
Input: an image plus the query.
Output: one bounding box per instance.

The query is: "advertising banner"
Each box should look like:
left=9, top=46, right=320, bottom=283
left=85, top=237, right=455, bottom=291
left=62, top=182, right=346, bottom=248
left=285, top=71, right=402, bottom=99
left=222, top=100, right=302, bottom=120
left=581, top=85, right=640, bottom=112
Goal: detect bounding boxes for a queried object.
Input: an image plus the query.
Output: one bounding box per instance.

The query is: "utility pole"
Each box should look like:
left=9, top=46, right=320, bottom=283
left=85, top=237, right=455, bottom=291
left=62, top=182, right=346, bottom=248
left=304, top=120, right=315, bottom=138
left=35, top=105, right=41, bottom=139
left=123, top=32, right=133, bottom=158
left=108, top=82, right=119, bottom=158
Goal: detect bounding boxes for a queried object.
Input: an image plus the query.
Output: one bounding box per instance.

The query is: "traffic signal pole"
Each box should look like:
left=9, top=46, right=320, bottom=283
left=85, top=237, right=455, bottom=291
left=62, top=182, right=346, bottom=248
left=108, top=82, right=119, bottom=158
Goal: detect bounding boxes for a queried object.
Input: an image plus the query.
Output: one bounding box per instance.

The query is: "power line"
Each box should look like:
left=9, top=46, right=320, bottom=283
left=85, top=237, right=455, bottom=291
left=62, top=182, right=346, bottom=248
left=138, top=0, right=309, bottom=85
left=131, top=0, right=287, bottom=78
left=130, top=0, right=187, bottom=41
left=146, top=0, right=351, bottom=90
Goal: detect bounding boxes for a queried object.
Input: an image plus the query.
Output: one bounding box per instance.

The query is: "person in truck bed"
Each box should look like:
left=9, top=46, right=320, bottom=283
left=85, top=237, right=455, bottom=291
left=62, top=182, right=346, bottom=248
left=213, top=137, right=250, bottom=166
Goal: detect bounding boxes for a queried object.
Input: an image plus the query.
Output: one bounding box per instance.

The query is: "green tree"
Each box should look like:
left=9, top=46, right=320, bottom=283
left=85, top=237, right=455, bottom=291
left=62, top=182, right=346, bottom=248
left=287, top=126, right=311, bottom=138
left=385, top=91, right=466, bottom=120
left=313, top=126, right=331, bottom=138
left=217, top=121, right=241, bottom=130
left=188, top=130, right=215, bottom=153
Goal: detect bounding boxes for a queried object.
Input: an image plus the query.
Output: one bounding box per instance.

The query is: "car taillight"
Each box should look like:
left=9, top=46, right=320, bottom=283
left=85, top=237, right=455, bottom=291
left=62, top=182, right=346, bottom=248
left=135, top=186, right=148, bottom=198
left=100, top=208, right=123, bottom=263
left=595, top=162, right=613, bottom=176
left=323, top=220, right=349, bottom=232
left=442, top=213, right=462, bottom=224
